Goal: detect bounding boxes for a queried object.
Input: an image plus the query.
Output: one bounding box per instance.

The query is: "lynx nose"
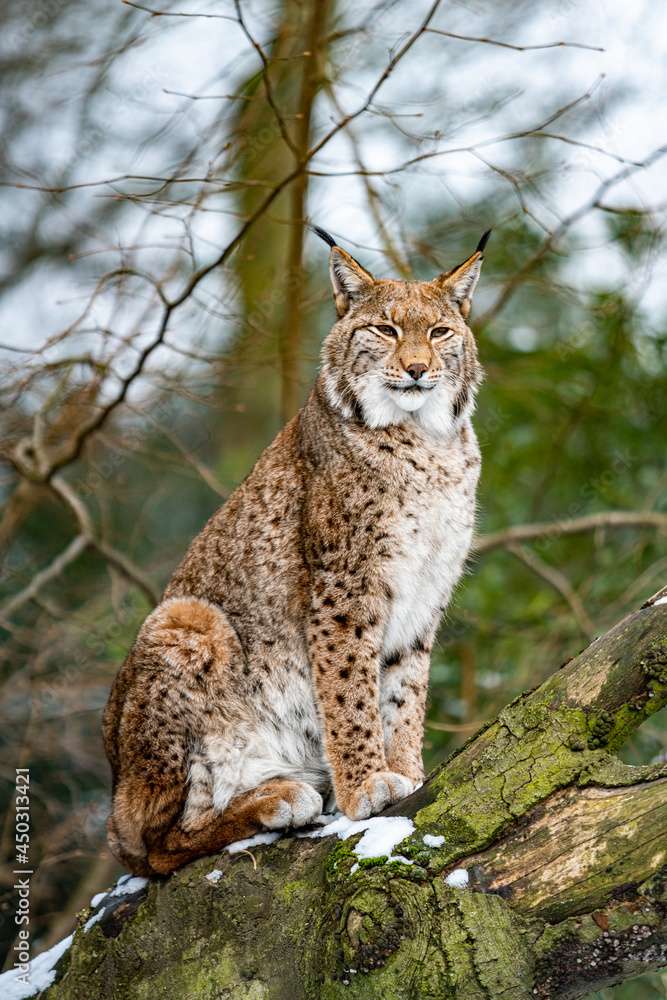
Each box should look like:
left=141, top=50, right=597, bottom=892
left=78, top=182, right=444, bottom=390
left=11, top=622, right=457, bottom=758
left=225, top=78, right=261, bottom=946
left=406, top=362, right=427, bottom=381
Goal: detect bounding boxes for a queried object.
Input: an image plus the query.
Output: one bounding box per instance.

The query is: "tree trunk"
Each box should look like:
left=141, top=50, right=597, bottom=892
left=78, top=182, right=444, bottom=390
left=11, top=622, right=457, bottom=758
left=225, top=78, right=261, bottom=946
left=278, top=0, right=331, bottom=423
left=41, top=596, right=667, bottom=999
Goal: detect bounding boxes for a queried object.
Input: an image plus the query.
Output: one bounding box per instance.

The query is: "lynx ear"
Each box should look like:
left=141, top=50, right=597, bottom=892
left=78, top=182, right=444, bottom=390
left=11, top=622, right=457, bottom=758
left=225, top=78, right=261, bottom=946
left=435, top=230, right=491, bottom=319
left=329, top=246, right=375, bottom=317
left=311, top=225, right=375, bottom=315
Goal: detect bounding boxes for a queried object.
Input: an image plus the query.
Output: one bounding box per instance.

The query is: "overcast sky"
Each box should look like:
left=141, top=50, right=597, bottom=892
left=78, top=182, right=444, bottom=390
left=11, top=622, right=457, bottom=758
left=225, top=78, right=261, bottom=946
left=2, top=0, right=666, bottom=358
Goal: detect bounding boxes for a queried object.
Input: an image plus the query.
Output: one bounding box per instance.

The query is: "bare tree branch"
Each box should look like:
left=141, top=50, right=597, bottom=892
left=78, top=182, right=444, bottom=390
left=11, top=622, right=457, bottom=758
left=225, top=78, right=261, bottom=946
left=0, top=535, right=89, bottom=623
left=474, top=510, right=667, bottom=555
left=478, top=141, right=667, bottom=327
left=233, top=0, right=300, bottom=158
left=50, top=476, right=159, bottom=605
left=13, top=1, right=444, bottom=483
left=507, top=542, right=595, bottom=638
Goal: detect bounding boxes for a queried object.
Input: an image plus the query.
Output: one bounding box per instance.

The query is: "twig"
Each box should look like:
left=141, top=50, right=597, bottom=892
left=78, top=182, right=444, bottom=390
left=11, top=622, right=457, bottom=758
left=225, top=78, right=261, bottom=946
left=307, top=77, right=606, bottom=177
left=51, top=475, right=159, bottom=605
left=426, top=28, right=604, bottom=54
left=478, top=141, right=667, bottom=328
left=323, top=84, right=412, bottom=277
left=426, top=718, right=487, bottom=733
left=507, top=543, right=595, bottom=638
left=0, top=535, right=89, bottom=622
left=122, top=1, right=236, bottom=19
left=233, top=0, right=299, bottom=158
left=91, top=539, right=158, bottom=606
left=474, top=511, right=667, bottom=555
left=642, top=585, right=667, bottom=609
left=124, top=403, right=228, bottom=499
left=236, top=848, right=258, bottom=870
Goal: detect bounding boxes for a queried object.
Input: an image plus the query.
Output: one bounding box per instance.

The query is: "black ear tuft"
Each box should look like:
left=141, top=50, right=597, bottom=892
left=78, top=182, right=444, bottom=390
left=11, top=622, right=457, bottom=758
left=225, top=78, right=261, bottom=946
left=310, top=225, right=338, bottom=249
left=476, top=229, right=492, bottom=255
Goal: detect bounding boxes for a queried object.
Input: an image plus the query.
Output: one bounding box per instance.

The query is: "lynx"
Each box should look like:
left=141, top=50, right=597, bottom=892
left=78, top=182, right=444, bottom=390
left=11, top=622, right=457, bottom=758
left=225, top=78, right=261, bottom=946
left=103, top=228, right=489, bottom=875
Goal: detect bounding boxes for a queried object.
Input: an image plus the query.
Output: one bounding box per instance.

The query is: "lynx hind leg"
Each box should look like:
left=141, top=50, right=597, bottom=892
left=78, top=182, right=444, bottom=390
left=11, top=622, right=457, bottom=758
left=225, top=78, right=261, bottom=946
left=106, top=595, right=242, bottom=875
left=108, top=773, right=185, bottom=876
left=146, top=779, right=324, bottom=875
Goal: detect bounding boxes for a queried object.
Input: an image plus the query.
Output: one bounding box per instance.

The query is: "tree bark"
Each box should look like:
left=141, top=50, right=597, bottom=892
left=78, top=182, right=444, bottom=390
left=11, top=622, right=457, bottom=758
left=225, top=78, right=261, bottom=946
left=41, top=596, right=667, bottom=999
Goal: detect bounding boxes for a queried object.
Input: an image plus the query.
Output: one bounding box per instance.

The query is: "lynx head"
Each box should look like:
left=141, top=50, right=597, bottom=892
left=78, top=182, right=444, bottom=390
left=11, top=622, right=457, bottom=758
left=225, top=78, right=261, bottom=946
left=318, top=228, right=489, bottom=437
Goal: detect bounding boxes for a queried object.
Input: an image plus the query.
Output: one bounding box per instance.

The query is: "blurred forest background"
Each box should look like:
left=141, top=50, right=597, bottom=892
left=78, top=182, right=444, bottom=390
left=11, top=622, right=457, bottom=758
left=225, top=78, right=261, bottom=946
left=0, top=0, right=666, bottom=996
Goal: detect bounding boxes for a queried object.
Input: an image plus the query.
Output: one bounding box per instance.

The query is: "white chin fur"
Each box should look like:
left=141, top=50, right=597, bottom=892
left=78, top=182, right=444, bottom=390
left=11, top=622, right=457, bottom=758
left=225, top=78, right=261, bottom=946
left=393, top=390, right=428, bottom=413
left=355, top=377, right=459, bottom=435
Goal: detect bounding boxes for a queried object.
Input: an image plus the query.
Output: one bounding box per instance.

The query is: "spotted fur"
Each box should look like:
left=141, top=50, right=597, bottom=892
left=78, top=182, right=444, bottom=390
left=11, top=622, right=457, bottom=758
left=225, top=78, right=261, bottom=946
left=103, top=234, right=487, bottom=874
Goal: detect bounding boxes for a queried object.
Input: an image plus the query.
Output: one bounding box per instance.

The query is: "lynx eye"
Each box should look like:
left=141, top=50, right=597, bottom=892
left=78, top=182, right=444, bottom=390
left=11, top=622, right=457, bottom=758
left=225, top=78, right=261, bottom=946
left=430, top=326, right=454, bottom=341
left=374, top=324, right=399, bottom=338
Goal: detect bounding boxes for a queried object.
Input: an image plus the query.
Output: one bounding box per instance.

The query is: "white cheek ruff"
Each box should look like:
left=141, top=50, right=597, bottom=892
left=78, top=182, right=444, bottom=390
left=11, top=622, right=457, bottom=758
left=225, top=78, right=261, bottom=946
left=327, top=360, right=474, bottom=439
left=355, top=376, right=407, bottom=428
left=414, top=384, right=457, bottom=437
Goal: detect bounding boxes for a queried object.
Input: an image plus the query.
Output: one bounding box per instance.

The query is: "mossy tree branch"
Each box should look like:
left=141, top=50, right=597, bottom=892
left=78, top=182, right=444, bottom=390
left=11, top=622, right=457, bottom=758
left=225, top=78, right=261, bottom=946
left=43, top=599, right=667, bottom=999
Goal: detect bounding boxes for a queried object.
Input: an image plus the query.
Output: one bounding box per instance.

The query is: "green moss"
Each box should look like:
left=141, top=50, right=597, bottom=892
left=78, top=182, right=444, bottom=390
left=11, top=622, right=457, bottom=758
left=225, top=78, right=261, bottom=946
left=395, top=840, right=433, bottom=866
left=355, top=855, right=387, bottom=869
left=585, top=641, right=667, bottom=750
left=413, top=945, right=449, bottom=999
left=318, top=881, right=436, bottom=1000
left=641, top=640, right=667, bottom=685
left=413, top=705, right=592, bottom=866
left=324, top=839, right=357, bottom=880
left=277, top=879, right=308, bottom=904
left=587, top=708, right=614, bottom=748
left=125, top=943, right=270, bottom=999
left=414, top=793, right=480, bottom=848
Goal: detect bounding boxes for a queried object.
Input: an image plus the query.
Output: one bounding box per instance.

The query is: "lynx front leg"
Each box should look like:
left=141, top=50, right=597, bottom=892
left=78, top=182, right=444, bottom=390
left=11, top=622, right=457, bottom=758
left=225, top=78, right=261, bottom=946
left=380, top=636, right=433, bottom=786
left=308, top=598, right=415, bottom=820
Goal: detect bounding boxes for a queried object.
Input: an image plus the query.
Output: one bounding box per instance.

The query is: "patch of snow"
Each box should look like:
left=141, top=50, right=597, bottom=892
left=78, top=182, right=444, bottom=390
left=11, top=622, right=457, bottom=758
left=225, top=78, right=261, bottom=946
left=226, top=831, right=280, bottom=854
left=84, top=910, right=105, bottom=933
left=82, top=874, right=148, bottom=934
left=0, top=933, right=73, bottom=999
left=445, top=868, right=469, bottom=889
left=654, top=596, right=667, bottom=606
left=205, top=868, right=223, bottom=883
left=304, top=813, right=415, bottom=867
left=352, top=817, right=414, bottom=860
left=423, top=834, right=445, bottom=848
left=108, top=876, right=148, bottom=897
left=223, top=813, right=416, bottom=870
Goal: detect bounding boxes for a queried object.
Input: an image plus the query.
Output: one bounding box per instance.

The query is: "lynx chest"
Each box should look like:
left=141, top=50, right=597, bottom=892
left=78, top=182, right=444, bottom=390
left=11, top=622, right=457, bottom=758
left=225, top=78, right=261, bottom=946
left=380, top=427, right=479, bottom=656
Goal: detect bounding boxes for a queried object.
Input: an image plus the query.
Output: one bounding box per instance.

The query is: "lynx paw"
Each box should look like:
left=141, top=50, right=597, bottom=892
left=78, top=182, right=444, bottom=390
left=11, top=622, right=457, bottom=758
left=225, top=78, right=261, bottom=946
left=344, top=771, right=415, bottom=821
left=255, top=781, right=323, bottom=831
